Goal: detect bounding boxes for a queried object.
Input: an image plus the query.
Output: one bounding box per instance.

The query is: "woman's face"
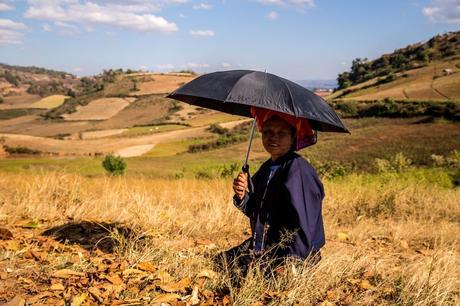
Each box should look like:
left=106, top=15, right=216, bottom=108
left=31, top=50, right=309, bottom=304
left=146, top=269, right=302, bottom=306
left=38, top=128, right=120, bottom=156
left=262, top=117, right=294, bottom=161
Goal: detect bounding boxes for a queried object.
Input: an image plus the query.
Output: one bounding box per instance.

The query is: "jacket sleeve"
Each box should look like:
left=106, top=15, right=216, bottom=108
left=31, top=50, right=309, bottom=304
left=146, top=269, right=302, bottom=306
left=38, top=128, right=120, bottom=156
left=284, top=159, right=325, bottom=255
left=233, top=193, right=253, bottom=217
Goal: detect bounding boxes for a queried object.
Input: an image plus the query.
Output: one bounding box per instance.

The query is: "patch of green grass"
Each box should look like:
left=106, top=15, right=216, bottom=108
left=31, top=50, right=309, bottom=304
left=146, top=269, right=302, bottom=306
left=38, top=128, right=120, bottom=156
left=0, top=108, right=43, bottom=120
left=0, top=157, right=105, bottom=176
left=144, top=138, right=209, bottom=157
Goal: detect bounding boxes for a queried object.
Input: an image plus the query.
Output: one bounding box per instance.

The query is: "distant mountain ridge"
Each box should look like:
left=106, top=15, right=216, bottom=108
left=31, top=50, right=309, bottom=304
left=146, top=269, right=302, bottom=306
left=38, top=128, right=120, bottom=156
left=296, top=79, right=337, bottom=90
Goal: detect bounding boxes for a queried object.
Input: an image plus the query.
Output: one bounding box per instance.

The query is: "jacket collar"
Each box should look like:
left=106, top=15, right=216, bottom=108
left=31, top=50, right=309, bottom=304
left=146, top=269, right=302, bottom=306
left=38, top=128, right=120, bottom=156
left=267, top=150, right=298, bottom=166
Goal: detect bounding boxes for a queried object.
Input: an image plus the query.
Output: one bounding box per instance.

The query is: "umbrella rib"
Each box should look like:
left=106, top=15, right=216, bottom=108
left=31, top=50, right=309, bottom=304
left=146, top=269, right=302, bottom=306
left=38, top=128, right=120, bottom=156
left=282, top=81, right=298, bottom=117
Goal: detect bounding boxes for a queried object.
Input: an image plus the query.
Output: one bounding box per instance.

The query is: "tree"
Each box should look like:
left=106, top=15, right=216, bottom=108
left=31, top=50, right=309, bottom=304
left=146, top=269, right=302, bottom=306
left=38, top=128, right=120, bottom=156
left=337, top=72, right=352, bottom=89
left=102, top=154, right=127, bottom=176
left=4, top=71, right=19, bottom=87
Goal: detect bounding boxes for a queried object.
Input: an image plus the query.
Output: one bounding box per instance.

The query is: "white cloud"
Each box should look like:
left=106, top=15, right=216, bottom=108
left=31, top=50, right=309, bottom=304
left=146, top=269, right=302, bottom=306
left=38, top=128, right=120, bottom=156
left=157, top=64, right=175, bottom=69
left=24, top=1, right=179, bottom=33
left=42, top=24, right=52, bottom=32
left=183, top=63, right=209, bottom=68
left=190, top=29, right=215, bottom=37
left=222, top=62, right=232, bottom=68
left=267, top=11, right=279, bottom=20
left=0, top=19, right=28, bottom=45
left=54, top=21, right=80, bottom=35
left=259, top=0, right=315, bottom=8
left=73, top=67, right=84, bottom=72
left=423, top=0, right=460, bottom=23
left=0, top=29, right=24, bottom=45
left=0, top=19, right=28, bottom=30
left=193, top=3, right=212, bottom=10
left=0, top=3, right=14, bottom=12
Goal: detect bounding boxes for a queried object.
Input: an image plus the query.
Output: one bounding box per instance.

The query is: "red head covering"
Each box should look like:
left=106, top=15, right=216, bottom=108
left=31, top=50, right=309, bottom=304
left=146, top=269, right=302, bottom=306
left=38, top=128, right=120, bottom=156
left=250, top=106, right=316, bottom=150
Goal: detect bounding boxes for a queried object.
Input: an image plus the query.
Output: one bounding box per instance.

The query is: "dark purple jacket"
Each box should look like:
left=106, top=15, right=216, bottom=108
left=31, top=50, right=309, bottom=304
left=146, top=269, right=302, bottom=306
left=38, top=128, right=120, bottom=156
left=234, top=151, right=325, bottom=259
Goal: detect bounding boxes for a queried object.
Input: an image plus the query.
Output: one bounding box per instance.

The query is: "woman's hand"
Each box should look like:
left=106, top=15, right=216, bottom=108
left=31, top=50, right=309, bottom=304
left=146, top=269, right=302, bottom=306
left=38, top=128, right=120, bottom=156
left=233, top=172, right=248, bottom=200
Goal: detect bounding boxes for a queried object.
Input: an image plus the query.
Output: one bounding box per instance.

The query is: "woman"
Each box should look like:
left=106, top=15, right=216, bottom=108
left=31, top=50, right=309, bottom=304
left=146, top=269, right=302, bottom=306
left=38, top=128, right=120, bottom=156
left=218, top=110, right=325, bottom=278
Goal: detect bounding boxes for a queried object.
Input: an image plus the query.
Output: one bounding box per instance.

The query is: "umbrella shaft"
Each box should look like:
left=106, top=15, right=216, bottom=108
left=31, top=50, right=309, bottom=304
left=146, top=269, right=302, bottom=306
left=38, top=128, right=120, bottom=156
left=243, top=118, right=257, bottom=169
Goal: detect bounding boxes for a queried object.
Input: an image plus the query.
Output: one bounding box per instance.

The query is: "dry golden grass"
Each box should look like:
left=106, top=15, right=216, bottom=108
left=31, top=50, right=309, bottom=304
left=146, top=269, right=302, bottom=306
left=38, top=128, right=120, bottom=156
left=131, top=74, right=196, bottom=96
left=0, top=171, right=458, bottom=304
left=333, top=59, right=460, bottom=101
left=63, top=98, right=135, bottom=121
left=31, top=95, right=69, bottom=109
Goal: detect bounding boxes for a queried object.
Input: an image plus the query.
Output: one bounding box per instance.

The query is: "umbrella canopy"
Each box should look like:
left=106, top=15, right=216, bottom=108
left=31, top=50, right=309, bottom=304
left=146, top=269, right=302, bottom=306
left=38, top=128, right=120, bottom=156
left=167, top=70, right=348, bottom=133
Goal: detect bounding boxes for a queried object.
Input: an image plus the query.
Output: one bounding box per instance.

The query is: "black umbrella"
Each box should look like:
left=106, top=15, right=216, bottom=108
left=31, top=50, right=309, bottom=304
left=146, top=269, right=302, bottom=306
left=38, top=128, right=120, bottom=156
left=167, top=70, right=348, bottom=172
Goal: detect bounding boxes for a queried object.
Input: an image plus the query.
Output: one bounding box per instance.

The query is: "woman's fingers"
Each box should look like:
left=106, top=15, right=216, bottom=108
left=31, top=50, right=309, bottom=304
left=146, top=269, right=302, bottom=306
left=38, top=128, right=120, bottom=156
left=233, top=172, right=249, bottom=198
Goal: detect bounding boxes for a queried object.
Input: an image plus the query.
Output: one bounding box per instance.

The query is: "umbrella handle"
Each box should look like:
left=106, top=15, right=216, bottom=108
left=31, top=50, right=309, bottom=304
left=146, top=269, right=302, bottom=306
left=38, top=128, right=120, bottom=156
left=242, top=118, right=257, bottom=193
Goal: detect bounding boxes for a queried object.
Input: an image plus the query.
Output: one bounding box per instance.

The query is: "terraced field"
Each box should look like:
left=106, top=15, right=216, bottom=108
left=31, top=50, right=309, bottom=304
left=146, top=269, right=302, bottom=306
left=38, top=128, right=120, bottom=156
left=31, top=95, right=69, bottom=109
left=63, top=98, right=136, bottom=121
left=330, top=58, right=460, bottom=101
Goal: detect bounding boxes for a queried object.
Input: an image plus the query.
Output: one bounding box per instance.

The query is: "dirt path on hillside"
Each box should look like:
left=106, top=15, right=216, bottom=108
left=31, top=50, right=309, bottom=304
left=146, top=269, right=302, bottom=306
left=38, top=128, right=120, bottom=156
left=115, top=144, right=156, bottom=157
left=0, top=119, right=251, bottom=157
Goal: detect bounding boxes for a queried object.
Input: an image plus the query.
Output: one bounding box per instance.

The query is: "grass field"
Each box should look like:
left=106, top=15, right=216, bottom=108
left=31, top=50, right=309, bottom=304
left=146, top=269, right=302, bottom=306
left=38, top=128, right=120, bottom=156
left=0, top=170, right=458, bottom=305
left=0, top=108, right=43, bottom=120
left=330, top=59, right=460, bottom=102
left=185, top=112, right=245, bottom=127
left=119, top=124, right=187, bottom=138
left=31, top=95, right=69, bottom=109
left=0, top=118, right=458, bottom=177
left=63, top=98, right=135, bottom=121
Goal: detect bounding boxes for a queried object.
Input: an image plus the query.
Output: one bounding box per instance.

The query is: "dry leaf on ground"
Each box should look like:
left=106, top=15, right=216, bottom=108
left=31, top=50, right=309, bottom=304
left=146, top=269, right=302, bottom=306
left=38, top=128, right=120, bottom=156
left=151, top=293, right=181, bottom=303
left=0, top=228, right=13, bottom=240
left=50, top=283, right=65, bottom=291
left=105, top=273, right=124, bottom=285
left=159, top=277, right=191, bottom=293
left=3, top=295, right=25, bottom=306
left=70, top=293, right=88, bottom=306
left=136, top=261, right=156, bottom=273
left=51, top=269, right=85, bottom=279
left=196, top=269, right=216, bottom=279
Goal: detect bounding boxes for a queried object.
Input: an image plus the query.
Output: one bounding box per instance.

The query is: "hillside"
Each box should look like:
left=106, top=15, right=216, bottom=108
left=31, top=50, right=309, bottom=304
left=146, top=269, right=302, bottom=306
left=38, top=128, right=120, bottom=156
left=331, top=31, right=460, bottom=102
left=0, top=64, right=79, bottom=106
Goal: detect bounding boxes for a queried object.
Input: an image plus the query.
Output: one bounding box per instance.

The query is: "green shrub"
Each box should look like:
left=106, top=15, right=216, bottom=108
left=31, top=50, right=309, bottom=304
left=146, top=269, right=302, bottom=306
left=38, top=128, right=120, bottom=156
left=207, top=124, right=229, bottom=135
left=374, top=152, right=412, bottom=173
left=195, top=170, right=212, bottom=179
left=313, top=161, right=348, bottom=180
left=102, top=154, right=127, bottom=176
left=188, top=122, right=251, bottom=153
left=174, top=171, right=185, bottom=179
left=4, top=145, right=41, bottom=155
left=220, top=162, right=240, bottom=178
left=3, top=71, right=19, bottom=86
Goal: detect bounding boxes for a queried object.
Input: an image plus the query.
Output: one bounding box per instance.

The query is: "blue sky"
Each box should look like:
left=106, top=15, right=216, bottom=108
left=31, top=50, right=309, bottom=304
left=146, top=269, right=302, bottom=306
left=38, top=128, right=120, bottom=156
left=0, top=0, right=459, bottom=81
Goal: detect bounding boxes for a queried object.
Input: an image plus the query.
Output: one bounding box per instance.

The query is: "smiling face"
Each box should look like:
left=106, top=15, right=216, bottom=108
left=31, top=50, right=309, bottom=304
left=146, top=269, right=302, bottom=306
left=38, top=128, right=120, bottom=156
left=262, top=116, right=295, bottom=161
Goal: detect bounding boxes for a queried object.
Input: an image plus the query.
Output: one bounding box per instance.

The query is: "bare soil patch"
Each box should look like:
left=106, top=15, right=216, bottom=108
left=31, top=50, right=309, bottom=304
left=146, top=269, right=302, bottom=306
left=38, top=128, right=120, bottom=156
left=115, top=144, right=155, bottom=157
